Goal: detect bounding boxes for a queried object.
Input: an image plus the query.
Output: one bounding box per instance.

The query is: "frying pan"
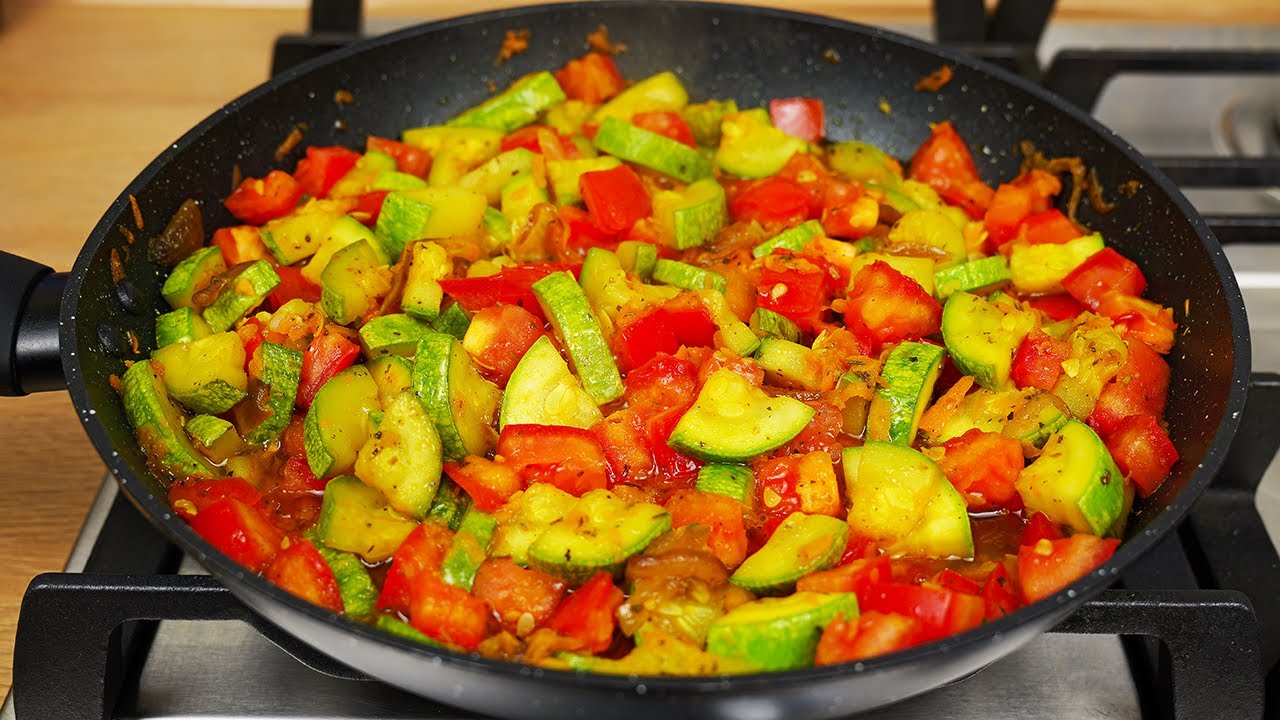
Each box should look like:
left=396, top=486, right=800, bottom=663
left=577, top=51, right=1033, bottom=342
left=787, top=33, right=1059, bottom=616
left=0, top=2, right=1250, bottom=718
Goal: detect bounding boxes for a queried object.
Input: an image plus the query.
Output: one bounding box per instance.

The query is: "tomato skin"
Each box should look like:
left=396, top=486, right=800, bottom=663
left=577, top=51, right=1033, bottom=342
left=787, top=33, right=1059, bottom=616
left=187, top=498, right=283, bottom=572
left=769, top=97, right=825, bottom=142
left=843, top=261, right=943, bottom=352
left=777, top=153, right=841, bottom=218
left=632, top=111, right=697, bottom=148
left=1095, top=292, right=1177, bottom=354
left=409, top=573, right=492, bottom=650
left=624, top=352, right=699, bottom=414
left=728, top=176, right=813, bottom=227
left=212, top=226, right=271, bottom=265
left=296, top=325, right=362, bottom=410
left=756, top=253, right=827, bottom=329
left=797, top=555, right=892, bottom=595
left=1105, top=414, right=1179, bottom=497
left=664, top=489, right=749, bottom=569
left=938, top=429, right=1024, bottom=510
left=908, top=121, right=994, bottom=219
left=543, top=571, right=625, bottom=653
left=1062, top=248, right=1147, bottom=309
left=1021, top=511, right=1064, bottom=547
left=501, top=125, right=580, bottom=159
left=981, top=563, right=1021, bottom=620
left=444, top=456, right=524, bottom=512
left=554, top=52, right=625, bottom=104
left=858, top=581, right=986, bottom=642
left=376, top=522, right=455, bottom=615
left=1017, top=534, right=1120, bottom=604
left=580, top=164, right=652, bottom=234
left=168, top=477, right=262, bottom=520
left=293, top=145, right=362, bottom=198
left=1010, top=328, right=1072, bottom=392
left=1025, top=293, right=1087, bottom=322
left=472, top=558, right=567, bottom=634
left=462, top=304, right=544, bottom=386
left=366, top=136, right=431, bottom=178
left=816, top=611, right=924, bottom=665
left=264, top=538, right=344, bottom=613
left=1089, top=338, right=1169, bottom=437
left=497, top=424, right=610, bottom=497
left=280, top=454, right=327, bottom=493
left=266, top=265, right=322, bottom=311
left=225, top=170, right=303, bottom=225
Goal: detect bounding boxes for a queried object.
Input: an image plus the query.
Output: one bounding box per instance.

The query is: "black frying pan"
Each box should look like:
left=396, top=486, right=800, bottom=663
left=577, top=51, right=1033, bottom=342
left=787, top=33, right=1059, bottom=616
left=0, top=2, right=1251, bottom=718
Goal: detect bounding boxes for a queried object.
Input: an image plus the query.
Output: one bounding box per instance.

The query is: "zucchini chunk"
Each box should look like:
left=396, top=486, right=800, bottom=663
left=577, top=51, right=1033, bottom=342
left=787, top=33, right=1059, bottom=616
left=531, top=271, right=624, bottom=405
left=527, top=489, right=671, bottom=586
left=651, top=259, right=727, bottom=294
left=499, top=335, right=603, bottom=430
left=161, top=246, right=226, bottom=309
left=367, top=354, right=414, bottom=407
left=592, top=117, right=713, bottom=183
left=424, top=478, right=472, bottom=532
left=201, top=260, right=280, bottom=332
left=320, top=239, right=391, bottom=325
left=934, top=255, right=1011, bottom=299
left=313, top=542, right=379, bottom=618
left=1015, top=419, right=1127, bottom=537
left=695, top=464, right=754, bottom=503
left=357, top=313, right=436, bottom=360
left=1009, top=233, right=1104, bottom=294
left=154, top=307, right=212, bottom=348
left=592, top=71, right=689, bottom=123
left=489, top=483, right=580, bottom=567
left=731, top=512, right=848, bottom=595
left=242, top=341, right=303, bottom=445
left=304, top=364, right=382, bottom=479
left=866, top=341, right=946, bottom=446
left=315, top=476, right=417, bottom=563
left=668, top=368, right=815, bottom=462
left=705, top=592, right=857, bottom=671
left=448, top=71, right=567, bottom=134
left=120, top=359, right=217, bottom=478
left=715, top=110, right=806, bottom=179
left=751, top=219, right=824, bottom=259
left=441, top=507, right=498, bottom=591
left=151, top=332, right=248, bottom=415
left=185, top=414, right=246, bottom=463
left=941, top=291, right=1038, bottom=391
left=300, top=215, right=380, bottom=286
left=354, top=391, right=444, bottom=520
left=651, top=178, right=727, bottom=249
left=412, top=332, right=502, bottom=462
left=400, top=241, right=451, bottom=322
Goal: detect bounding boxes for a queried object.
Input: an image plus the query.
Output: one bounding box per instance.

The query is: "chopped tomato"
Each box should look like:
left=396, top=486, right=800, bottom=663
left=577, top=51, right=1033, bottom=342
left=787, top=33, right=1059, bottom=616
left=1106, top=414, right=1179, bottom=497
left=264, top=538, right=343, bottom=613
left=168, top=477, right=262, bottom=520
left=559, top=205, right=619, bottom=251
left=1021, top=511, right=1064, bottom=547
left=212, top=226, right=272, bottom=265
left=266, top=265, right=322, bottom=311
left=728, top=176, right=813, bottom=227
left=981, top=563, right=1021, bottom=620
left=613, top=304, right=716, bottom=372
left=580, top=164, right=652, bottom=233
left=624, top=352, right=699, bottom=414
left=237, top=317, right=266, bottom=372
left=293, top=145, right=361, bottom=198
left=1017, top=534, right=1120, bottom=604
left=555, top=52, right=625, bottom=104
left=777, top=153, right=840, bottom=218
left=631, top=111, right=697, bottom=148
left=224, top=170, right=303, bottom=225
left=1095, top=292, right=1177, bottom=354
left=644, top=402, right=702, bottom=481
left=1089, top=338, right=1170, bottom=436
left=908, top=121, right=994, bottom=219
left=187, top=498, right=283, bottom=572
left=461, top=304, right=544, bottom=385
left=797, top=555, right=892, bottom=595
left=843, top=261, right=943, bottom=352
left=351, top=190, right=389, bottom=226
left=937, top=568, right=982, bottom=596
left=769, top=97, right=825, bottom=142
left=472, top=558, right=567, bottom=634
left=501, top=125, right=581, bottom=159
left=753, top=455, right=806, bottom=538
left=821, top=194, right=879, bottom=240
left=664, top=489, right=749, bottom=569
left=859, top=581, right=986, bottom=642
left=297, top=325, right=362, bottom=410
left=444, top=456, right=524, bottom=512
left=1020, top=209, right=1083, bottom=245
left=1010, top=328, right=1072, bottom=391
left=816, top=611, right=924, bottom=665
left=1026, top=293, right=1087, bottom=322
left=367, top=136, right=431, bottom=178
left=593, top=408, right=656, bottom=485
left=543, top=571, right=625, bottom=653
left=939, top=429, right=1024, bottom=510
left=756, top=252, right=828, bottom=329
left=279, top=454, right=327, bottom=493
left=497, top=424, right=610, bottom=496
left=438, top=263, right=582, bottom=319
left=983, top=182, right=1038, bottom=248
left=1062, top=248, right=1147, bottom=309
left=376, top=522, right=455, bottom=615
left=409, top=573, right=492, bottom=650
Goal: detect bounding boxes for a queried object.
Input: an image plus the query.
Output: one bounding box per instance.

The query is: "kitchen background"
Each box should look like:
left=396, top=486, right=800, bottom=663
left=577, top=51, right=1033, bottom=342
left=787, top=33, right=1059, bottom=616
left=1, top=0, right=1279, bottom=705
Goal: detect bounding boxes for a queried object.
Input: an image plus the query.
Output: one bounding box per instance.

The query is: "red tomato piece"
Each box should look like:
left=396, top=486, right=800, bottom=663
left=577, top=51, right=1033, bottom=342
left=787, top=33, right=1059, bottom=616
left=1089, top=338, right=1170, bottom=437
left=624, top=352, right=699, bottom=414
left=983, top=182, right=1037, bottom=248
left=664, top=489, right=749, bottom=569
left=297, top=325, right=362, bottom=410
left=843, top=261, right=943, bottom=352
left=644, top=402, right=702, bottom=481
left=858, top=581, right=986, bottom=642
left=796, top=555, right=892, bottom=596
left=938, top=429, right=1024, bottom=510
left=554, top=52, right=625, bottom=104
left=908, top=121, right=994, bottom=219
left=500, top=125, right=581, bottom=159
left=1020, top=209, right=1083, bottom=245
left=1021, top=511, right=1064, bottom=547
left=663, top=296, right=720, bottom=348
left=367, top=136, right=431, bottom=178
left=497, top=424, right=610, bottom=497
left=237, top=318, right=266, bottom=372
left=559, top=205, right=620, bottom=251
left=937, top=569, right=982, bottom=596
left=187, top=498, right=283, bottom=572
left=463, top=304, right=544, bottom=386
left=981, top=563, right=1021, bottom=620
left=1095, top=292, right=1177, bottom=354
left=438, top=263, right=582, bottom=319
left=1017, top=534, right=1120, bottom=604
left=769, top=97, right=825, bottom=142
left=543, top=571, right=625, bottom=653
left=1025, top=293, right=1087, bottom=322
left=816, top=611, right=924, bottom=665
left=632, top=111, right=697, bottom=148
left=264, top=538, right=343, bottom=613
left=443, top=456, right=524, bottom=512
left=1106, top=414, right=1179, bottom=497
left=168, top=477, right=262, bottom=520
left=1061, top=248, right=1147, bottom=309
left=777, top=153, right=841, bottom=218
left=225, top=170, right=303, bottom=225
left=280, top=454, right=327, bottom=493
left=409, top=573, right=492, bottom=650
left=376, top=522, right=455, bottom=615
left=1010, top=328, right=1072, bottom=391
left=753, top=455, right=806, bottom=538
left=211, top=226, right=272, bottom=265
left=728, top=176, right=813, bottom=227
left=580, top=164, right=652, bottom=234
left=757, top=253, right=828, bottom=328
left=613, top=304, right=716, bottom=372
left=592, top=408, right=656, bottom=485
left=266, top=265, right=322, bottom=311
left=472, top=558, right=567, bottom=634
left=293, top=145, right=361, bottom=198
left=351, top=190, right=390, bottom=227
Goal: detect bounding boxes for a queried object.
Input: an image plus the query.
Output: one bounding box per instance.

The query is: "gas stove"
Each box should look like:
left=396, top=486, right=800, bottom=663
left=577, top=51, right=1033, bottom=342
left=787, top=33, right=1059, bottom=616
left=6, top=2, right=1280, bottom=718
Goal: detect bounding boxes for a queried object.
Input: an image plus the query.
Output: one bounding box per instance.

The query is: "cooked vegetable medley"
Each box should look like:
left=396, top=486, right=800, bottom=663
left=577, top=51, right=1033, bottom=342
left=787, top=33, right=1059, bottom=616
left=124, top=50, right=1180, bottom=674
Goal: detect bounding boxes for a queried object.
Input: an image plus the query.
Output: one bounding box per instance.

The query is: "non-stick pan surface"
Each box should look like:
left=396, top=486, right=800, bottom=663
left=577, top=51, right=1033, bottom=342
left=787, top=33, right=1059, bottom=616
left=37, top=2, right=1249, bottom=718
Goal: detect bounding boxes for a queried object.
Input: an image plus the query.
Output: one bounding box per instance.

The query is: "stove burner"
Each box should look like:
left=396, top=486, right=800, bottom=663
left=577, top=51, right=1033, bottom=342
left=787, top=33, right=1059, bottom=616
left=1216, top=96, right=1280, bottom=203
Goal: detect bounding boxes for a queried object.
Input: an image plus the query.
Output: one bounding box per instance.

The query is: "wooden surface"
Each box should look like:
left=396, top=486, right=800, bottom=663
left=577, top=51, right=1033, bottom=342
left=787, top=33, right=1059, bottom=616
left=1, top=0, right=1277, bottom=701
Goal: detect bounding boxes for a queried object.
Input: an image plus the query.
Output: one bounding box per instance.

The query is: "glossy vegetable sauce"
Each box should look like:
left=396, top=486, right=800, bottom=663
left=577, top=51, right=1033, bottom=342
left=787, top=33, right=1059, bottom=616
left=122, top=50, right=1180, bottom=675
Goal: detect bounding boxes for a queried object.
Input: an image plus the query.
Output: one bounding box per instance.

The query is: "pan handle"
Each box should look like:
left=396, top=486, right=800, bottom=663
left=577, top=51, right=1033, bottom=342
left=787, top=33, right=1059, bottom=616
left=0, top=250, right=67, bottom=395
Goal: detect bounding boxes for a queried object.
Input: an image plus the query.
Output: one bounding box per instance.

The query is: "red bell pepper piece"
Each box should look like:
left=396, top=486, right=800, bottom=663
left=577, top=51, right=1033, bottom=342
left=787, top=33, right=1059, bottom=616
left=593, top=408, right=656, bottom=485
left=366, top=136, right=431, bottom=178
left=1089, top=338, right=1170, bottom=437
left=471, top=558, right=567, bottom=634
left=1020, top=209, right=1083, bottom=245
left=757, top=252, right=828, bottom=329
left=559, top=205, right=620, bottom=251
left=580, top=164, right=652, bottom=234
left=409, top=573, right=492, bottom=650
left=224, top=170, right=303, bottom=225
left=728, top=176, right=813, bottom=227
left=297, top=325, right=362, bottom=410
left=613, top=304, right=716, bottom=372
left=376, top=522, right=455, bottom=615
left=981, top=563, right=1021, bottom=620
left=212, top=226, right=272, bottom=265
left=797, top=555, right=892, bottom=596
left=168, top=477, right=262, bottom=521
left=443, top=457, right=524, bottom=512
left=352, top=190, right=390, bottom=227
left=644, top=402, right=702, bottom=481
left=1095, top=292, right=1177, bottom=354
left=1011, top=328, right=1072, bottom=391
left=1105, top=414, right=1179, bottom=497
left=554, top=52, right=625, bottom=104
left=664, top=489, right=750, bottom=569
left=543, top=571, right=624, bottom=653
left=1025, top=293, right=1087, bottom=322
left=187, top=498, right=283, bottom=572
left=843, top=261, right=943, bottom=352
left=1062, top=248, right=1147, bottom=309
left=858, top=581, right=987, bottom=642
left=267, top=265, right=322, bottom=311
left=438, top=263, right=582, bottom=319
left=462, top=304, right=544, bottom=386
left=908, top=121, right=994, bottom=219
left=1017, top=534, right=1120, bottom=604
left=497, top=424, right=610, bottom=497
left=815, top=611, right=924, bottom=665
left=769, top=97, right=825, bottom=142
left=623, top=352, right=699, bottom=413
left=631, top=111, right=697, bottom=148
left=293, top=145, right=361, bottom=198
left=264, top=537, right=344, bottom=613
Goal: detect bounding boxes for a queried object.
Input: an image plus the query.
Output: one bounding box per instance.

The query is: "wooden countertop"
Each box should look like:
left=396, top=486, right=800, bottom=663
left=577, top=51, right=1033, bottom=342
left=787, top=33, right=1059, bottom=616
left=1, top=0, right=1277, bottom=701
